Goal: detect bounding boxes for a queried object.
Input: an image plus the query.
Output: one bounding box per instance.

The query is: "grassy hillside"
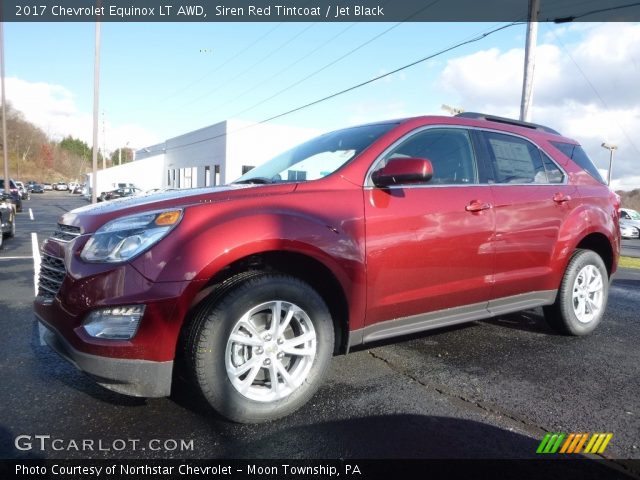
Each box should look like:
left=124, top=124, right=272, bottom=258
left=617, top=189, right=640, bottom=212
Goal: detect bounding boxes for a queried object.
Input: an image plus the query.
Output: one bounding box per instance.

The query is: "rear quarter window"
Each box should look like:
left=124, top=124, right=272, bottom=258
left=550, top=141, right=605, bottom=184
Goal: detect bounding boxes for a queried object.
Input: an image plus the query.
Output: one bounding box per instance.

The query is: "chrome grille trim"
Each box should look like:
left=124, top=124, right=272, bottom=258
left=52, top=223, right=81, bottom=242
left=38, top=253, right=66, bottom=301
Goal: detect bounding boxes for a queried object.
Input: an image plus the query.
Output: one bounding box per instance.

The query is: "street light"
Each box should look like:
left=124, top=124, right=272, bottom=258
left=601, top=142, right=618, bottom=187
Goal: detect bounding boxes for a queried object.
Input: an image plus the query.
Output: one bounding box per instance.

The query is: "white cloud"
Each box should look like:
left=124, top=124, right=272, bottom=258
left=5, top=77, right=159, bottom=152
left=437, top=23, right=640, bottom=190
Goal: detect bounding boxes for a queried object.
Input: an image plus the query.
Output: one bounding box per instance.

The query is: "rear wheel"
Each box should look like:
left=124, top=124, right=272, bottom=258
left=187, top=274, right=334, bottom=423
left=543, top=249, right=608, bottom=336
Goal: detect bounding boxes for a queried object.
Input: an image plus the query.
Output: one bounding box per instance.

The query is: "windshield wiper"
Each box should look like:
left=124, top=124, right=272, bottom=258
left=234, top=177, right=273, bottom=185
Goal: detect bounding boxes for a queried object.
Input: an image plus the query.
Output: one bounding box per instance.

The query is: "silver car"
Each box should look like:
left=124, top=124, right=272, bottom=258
left=621, top=221, right=640, bottom=239
left=1, top=192, right=16, bottom=247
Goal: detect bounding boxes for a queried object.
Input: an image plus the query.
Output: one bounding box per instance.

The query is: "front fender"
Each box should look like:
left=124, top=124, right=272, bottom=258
left=129, top=190, right=366, bottom=325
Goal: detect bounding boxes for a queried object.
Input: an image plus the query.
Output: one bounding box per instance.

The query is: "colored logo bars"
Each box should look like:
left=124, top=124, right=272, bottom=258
left=536, top=433, right=613, bottom=454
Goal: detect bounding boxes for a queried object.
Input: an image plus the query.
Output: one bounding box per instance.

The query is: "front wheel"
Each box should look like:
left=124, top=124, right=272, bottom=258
left=188, top=274, right=334, bottom=423
left=543, top=249, right=609, bottom=336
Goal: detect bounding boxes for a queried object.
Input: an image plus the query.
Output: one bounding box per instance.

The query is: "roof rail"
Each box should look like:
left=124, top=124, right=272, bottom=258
left=455, top=112, right=561, bottom=135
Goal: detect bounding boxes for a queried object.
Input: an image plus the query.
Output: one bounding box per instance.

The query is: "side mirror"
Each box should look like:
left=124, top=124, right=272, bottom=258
left=371, top=157, right=433, bottom=187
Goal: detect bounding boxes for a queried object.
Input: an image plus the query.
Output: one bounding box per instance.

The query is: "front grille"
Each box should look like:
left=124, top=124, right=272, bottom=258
left=52, top=223, right=81, bottom=242
left=38, top=253, right=66, bottom=301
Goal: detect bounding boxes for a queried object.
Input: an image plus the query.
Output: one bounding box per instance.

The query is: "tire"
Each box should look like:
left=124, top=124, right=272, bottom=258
left=187, top=274, right=334, bottom=423
left=543, top=249, right=608, bottom=336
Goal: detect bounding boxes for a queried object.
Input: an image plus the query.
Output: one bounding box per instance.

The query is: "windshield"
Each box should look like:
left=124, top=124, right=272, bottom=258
left=624, top=209, right=640, bottom=220
left=233, top=123, right=397, bottom=184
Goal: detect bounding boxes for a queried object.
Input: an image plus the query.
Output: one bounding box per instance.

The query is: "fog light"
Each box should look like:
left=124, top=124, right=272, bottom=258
left=83, top=305, right=145, bottom=340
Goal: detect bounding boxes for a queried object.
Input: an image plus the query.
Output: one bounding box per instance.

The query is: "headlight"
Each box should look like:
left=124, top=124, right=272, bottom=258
left=81, top=209, right=183, bottom=263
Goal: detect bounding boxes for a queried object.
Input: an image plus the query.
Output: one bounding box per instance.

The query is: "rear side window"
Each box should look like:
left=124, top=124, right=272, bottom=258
left=541, top=153, right=565, bottom=184
left=482, top=132, right=546, bottom=184
left=550, top=141, right=605, bottom=184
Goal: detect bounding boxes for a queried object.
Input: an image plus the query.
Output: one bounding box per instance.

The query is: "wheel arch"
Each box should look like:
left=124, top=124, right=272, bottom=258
left=575, top=232, right=615, bottom=277
left=175, top=250, right=352, bottom=366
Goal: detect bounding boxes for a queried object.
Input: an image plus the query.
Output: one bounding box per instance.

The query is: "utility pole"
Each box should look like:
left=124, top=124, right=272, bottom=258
left=102, top=111, right=106, bottom=170
left=1, top=22, right=9, bottom=194
left=441, top=104, right=464, bottom=116
left=91, top=22, right=101, bottom=204
left=601, top=142, right=618, bottom=187
left=118, top=141, right=129, bottom=165
left=519, top=0, right=540, bottom=122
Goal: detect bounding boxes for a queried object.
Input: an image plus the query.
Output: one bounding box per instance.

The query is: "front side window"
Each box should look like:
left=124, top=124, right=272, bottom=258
left=377, top=128, right=478, bottom=185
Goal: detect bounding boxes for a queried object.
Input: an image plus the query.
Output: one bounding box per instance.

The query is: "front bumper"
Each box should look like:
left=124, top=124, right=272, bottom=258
left=38, top=315, right=173, bottom=397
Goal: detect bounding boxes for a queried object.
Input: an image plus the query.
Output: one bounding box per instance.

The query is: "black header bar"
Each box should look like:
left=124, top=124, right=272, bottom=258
left=2, top=0, right=640, bottom=22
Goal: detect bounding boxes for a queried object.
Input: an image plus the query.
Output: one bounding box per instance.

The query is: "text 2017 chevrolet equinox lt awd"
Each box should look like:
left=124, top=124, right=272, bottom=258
left=35, top=113, right=620, bottom=423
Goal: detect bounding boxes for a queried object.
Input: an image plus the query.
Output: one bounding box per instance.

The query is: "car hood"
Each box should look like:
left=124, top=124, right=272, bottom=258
left=60, top=183, right=297, bottom=234
left=621, top=219, right=640, bottom=229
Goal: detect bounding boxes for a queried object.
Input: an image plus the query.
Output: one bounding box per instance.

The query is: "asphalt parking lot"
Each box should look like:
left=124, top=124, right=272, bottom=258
left=0, top=193, right=639, bottom=468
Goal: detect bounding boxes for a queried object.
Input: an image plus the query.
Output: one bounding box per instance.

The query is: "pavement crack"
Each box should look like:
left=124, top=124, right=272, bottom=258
left=367, top=349, right=546, bottom=437
left=366, top=349, right=636, bottom=472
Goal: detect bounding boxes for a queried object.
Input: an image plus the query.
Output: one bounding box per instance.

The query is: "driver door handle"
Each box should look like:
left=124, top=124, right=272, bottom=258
left=465, top=200, right=493, bottom=213
left=553, top=192, right=571, bottom=204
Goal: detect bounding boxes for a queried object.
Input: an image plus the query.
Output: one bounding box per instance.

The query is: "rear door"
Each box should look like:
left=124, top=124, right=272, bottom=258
left=364, top=127, right=496, bottom=326
left=478, top=130, right=576, bottom=299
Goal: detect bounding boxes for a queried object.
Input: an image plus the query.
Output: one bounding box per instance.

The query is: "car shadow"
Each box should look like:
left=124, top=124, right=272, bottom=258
left=482, top=309, right=557, bottom=335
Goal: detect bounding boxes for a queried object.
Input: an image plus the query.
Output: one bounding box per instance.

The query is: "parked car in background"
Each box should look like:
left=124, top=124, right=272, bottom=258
left=31, top=184, right=45, bottom=194
left=146, top=187, right=177, bottom=195
left=98, top=187, right=143, bottom=202
left=0, top=178, right=23, bottom=212
left=620, top=222, right=640, bottom=239
left=620, top=208, right=640, bottom=231
left=15, top=181, right=30, bottom=200
left=55, top=182, right=69, bottom=191
left=36, top=113, right=620, bottom=423
left=72, top=184, right=84, bottom=194
left=43, top=183, right=53, bottom=191
left=0, top=191, right=16, bottom=247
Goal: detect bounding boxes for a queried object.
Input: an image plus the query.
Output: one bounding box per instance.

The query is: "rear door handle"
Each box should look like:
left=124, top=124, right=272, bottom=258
left=553, top=192, right=571, bottom=204
left=465, top=200, right=493, bottom=212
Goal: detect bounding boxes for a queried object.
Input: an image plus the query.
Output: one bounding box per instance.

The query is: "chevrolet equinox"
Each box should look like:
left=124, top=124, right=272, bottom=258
left=35, top=113, right=620, bottom=422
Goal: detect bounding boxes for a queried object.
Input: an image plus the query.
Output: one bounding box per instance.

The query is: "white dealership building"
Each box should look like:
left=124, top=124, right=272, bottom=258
left=85, top=119, right=319, bottom=196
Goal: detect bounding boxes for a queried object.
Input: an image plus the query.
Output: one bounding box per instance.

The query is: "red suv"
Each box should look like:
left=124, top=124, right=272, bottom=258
left=35, top=113, right=620, bottom=423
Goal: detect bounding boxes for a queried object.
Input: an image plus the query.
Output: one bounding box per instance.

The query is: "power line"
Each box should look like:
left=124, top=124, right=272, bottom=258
left=177, top=22, right=318, bottom=111
left=551, top=1, right=640, bottom=21
left=202, top=22, right=359, bottom=114
left=131, top=23, right=285, bottom=112
left=545, top=25, right=640, bottom=157
left=163, top=21, right=524, bottom=153
left=255, top=22, right=524, bottom=126
left=226, top=0, right=442, bottom=119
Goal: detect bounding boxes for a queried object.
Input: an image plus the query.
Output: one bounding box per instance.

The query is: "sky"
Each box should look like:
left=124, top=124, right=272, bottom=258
left=3, top=20, right=640, bottom=190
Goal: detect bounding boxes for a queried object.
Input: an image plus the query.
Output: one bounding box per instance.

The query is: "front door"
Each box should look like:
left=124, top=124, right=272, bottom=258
left=364, top=127, right=495, bottom=327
